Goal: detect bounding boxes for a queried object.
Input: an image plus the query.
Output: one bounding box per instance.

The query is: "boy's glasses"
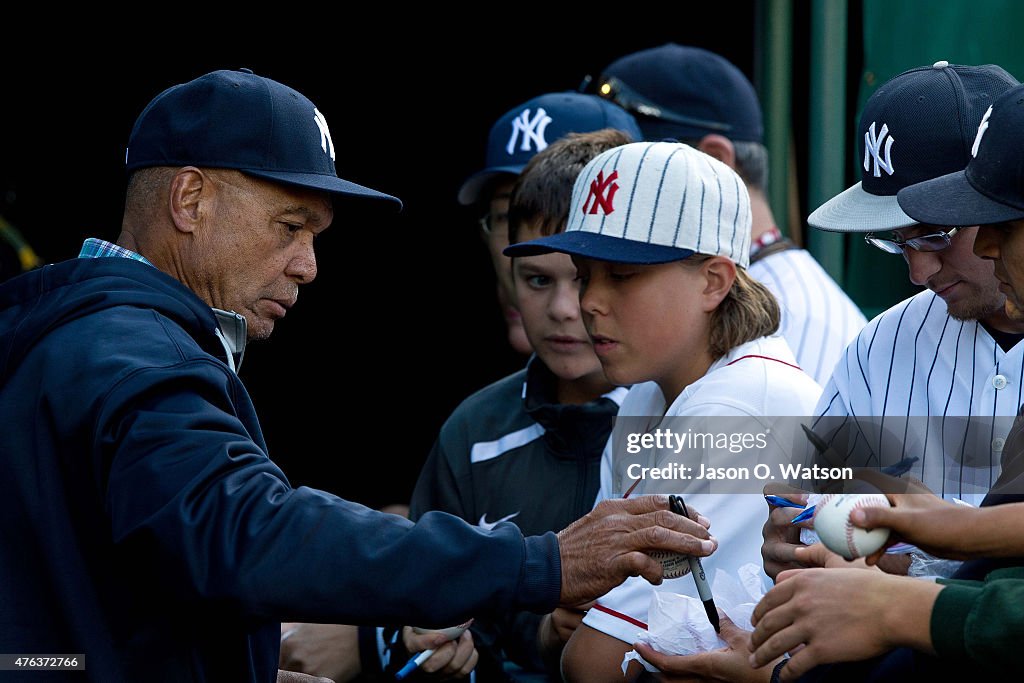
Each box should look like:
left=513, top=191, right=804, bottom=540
left=864, top=227, right=962, bottom=255
left=589, top=75, right=734, bottom=133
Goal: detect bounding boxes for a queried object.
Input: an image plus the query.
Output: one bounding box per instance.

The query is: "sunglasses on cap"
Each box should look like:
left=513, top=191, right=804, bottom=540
left=864, top=226, right=962, bottom=255
left=581, top=74, right=734, bottom=134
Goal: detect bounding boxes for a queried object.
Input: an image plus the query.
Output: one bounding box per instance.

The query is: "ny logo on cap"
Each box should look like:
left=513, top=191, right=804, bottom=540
left=507, top=108, right=552, bottom=155
left=313, top=108, right=335, bottom=161
left=863, top=122, right=895, bottom=177
left=971, top=105, right=993, bottom=158
left=582, top=170, right=619, bottom=215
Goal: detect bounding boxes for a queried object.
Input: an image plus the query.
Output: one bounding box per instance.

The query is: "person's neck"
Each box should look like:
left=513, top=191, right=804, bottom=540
left=116, top=226, right=187, bottom=287
left=981, top=306, right=1024, bottom=335
left=556, top=371, right=616, bottom=405
left=748, top=189, right=777, bottom=242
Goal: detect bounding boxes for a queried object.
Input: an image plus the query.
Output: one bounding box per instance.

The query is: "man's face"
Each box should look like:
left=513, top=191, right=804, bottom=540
left=974, top=220, right=1024, bottom=321
left=191, top=170, right=333, bottom=340
left=894, top=224, right=1004, bottom=321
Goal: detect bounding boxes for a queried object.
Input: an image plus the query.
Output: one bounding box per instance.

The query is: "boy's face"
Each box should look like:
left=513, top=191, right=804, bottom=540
left=512, top=223, right=604, bottom=384
left=482, top=178, right=530, bottom=354
left=573, top=256, right=716, bottom=399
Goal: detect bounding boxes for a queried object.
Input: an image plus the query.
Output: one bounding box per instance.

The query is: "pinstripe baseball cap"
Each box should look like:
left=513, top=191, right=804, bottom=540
left=457, top=91, right=642, bottom=206
left=503, top=141, right=751, bottom=266
left=809, top=61, right=1017, bottom=233
left=126, top=69, right=401, bottom=208
left=898, top=83, right=1024, bottom=226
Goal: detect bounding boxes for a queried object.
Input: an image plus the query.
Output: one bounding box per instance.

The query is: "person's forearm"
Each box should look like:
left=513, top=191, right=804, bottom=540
left=880, top=576, right=942, bottom=655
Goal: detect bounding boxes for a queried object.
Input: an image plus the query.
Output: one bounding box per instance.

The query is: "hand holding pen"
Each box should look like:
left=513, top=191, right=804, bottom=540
left=668, top=495, right=720, bottom=633
left=393, top=622, right=476, bottom=680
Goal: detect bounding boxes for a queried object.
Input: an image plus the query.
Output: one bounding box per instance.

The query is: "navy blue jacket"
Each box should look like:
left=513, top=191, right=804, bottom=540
left=0, top=258, right=560, bottom=682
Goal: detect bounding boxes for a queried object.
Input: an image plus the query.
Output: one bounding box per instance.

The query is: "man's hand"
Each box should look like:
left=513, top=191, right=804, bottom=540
left=633, top=613, right=775, bottom=682
left=557, top=495, right=716, bottom=606
left=401, top=627, right=478, bottom=679
left=761, top=485, right=809, bottom=581
left=852, top=493, right=986, bottom=563
left=748, top=568, right=941, bottom=681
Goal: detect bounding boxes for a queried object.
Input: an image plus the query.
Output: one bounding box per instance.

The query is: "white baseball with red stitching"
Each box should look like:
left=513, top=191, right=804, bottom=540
left=813, top=493, right=892, bottom=560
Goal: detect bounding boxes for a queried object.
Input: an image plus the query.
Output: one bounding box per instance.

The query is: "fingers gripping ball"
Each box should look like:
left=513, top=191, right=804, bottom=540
left=812, top=493, right=891, bottom=560
left=646, top=551, right=691, bottom=578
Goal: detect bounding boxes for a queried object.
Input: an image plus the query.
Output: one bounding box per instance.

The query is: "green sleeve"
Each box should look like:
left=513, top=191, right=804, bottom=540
left=932, top=568, right=1024, bottom=676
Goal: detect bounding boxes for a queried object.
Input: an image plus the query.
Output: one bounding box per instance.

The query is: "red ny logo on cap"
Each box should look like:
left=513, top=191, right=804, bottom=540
left=583, top=170, right=619, bottom=215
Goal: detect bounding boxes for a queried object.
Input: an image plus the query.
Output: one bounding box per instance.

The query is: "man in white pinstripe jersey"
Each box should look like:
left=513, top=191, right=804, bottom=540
left=592, top=43, right=867, bottom=385
left=763, top=62, right=1024, bottom=581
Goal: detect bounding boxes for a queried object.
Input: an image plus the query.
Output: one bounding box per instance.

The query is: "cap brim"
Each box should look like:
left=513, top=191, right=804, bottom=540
left=897, top=170, right=1024, bottom=226
left=808, top=182, right=917, bottom=233
left=503, top=231, right=695, bottom=264
left=457, top=167, right=521, bottom=206
left=246, top=169, right=402, bottom=210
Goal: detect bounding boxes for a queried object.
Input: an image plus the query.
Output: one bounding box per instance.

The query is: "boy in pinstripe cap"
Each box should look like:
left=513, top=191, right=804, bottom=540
left=507, top=141, right=822, bottom=682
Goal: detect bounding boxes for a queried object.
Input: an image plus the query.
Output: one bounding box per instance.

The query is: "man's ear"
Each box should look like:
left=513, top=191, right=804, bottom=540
left=168, top=167, right=208, bottom=234
left=700, top=256, right=737, bottom=312
left=696, top=135, right=736, bottom=170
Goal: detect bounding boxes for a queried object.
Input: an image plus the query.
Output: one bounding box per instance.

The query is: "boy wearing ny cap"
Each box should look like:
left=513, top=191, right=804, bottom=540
left=458, top=92, right=641, bottom=358
left=505, top=141, right=822, bottom=682
left=0, top=69, right=716, bottom=683
left=593, top=43, right=867, bottom=385
left=763, top=62, right=1024, bottom=580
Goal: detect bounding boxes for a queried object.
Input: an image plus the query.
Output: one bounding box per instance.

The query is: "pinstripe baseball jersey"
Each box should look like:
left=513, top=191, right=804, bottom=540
left=748, top=246, right=867, bottom=385
left=812, top=289, right=1024, bottom=503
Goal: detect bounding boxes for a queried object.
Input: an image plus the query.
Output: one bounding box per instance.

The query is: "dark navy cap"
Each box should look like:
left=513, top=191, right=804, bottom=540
left=126, top=69, right=401, bottom=209
left=597, top=43, right=763, bottom=144
left=898, top=83, right=1024, bottom=226
left=457, top=91, right=642, bottom=206
left=811, top=61, right=1017, bottom=232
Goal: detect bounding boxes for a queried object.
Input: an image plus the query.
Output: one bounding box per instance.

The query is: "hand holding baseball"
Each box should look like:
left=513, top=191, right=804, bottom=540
left=556, top=495, right=716, bottom=606
left=812, top=492, right=892, bottom=560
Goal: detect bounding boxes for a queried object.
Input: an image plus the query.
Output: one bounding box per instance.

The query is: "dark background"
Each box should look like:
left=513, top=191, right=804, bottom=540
left=1, top=10, right=840, bottom=510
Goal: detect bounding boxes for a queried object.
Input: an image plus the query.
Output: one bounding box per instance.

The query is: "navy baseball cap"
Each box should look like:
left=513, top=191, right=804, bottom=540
left=126, top=69, right=401, bottom=209
left=457, top=91, right=642, bottom=206
left=504, top=142, right=752, bottom=266
left=596, top=43, right=763, bottom=144
left=810, top=61, right=1017, bottom=233
left=898, top=83, right=1024, bottom=226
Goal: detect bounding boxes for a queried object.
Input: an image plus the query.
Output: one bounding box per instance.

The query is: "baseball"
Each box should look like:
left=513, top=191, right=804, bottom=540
left=647, top=550, right=691, bottom=578
left=812, top=492, right=892, bottom=560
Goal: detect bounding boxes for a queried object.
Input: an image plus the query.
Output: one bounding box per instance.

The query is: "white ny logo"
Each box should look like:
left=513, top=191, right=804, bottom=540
left=507, top=108, right=552, bottom=155
left=313, top=108, right=335, bottom=161
left=971, top=105, right=993, bottom=158
left=863, top=122, right=895, bottom=177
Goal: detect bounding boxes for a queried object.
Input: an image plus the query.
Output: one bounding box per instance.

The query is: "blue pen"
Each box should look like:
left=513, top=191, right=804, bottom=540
left=395, top=649, right=433, bottom=680
left=765, top=495, right=806, bottom=510
left=790, top=457, right=922, bottom=524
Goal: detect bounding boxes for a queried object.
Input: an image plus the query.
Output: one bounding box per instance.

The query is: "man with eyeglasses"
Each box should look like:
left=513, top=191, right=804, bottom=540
left=762, top=62, right=1024, bottom=582
left=456, top=92, right=642, bottom=362
left=590, top=43, right=867, bottom=385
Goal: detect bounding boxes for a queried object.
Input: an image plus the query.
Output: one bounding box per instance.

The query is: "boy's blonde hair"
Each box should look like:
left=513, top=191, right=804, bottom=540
left=708, top=264, right=780, bottom=359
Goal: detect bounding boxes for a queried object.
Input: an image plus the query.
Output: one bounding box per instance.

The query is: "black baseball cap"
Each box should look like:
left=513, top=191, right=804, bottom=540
left=596, top=43, right=763, bottom=144
left=898, top=83, right=1024, bottom=226
left=126, top=69, right=401, bottom=209
left=810, top=61, right=1017, bottom=233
